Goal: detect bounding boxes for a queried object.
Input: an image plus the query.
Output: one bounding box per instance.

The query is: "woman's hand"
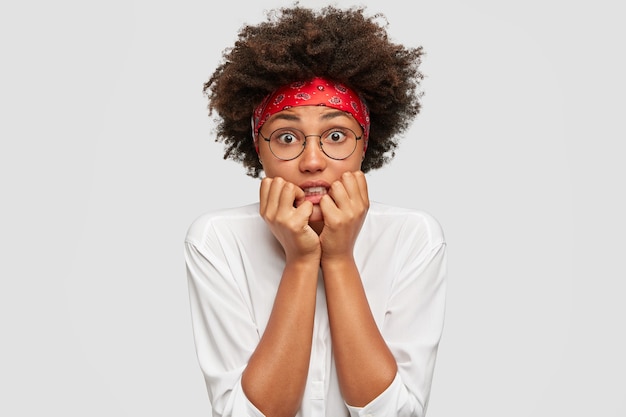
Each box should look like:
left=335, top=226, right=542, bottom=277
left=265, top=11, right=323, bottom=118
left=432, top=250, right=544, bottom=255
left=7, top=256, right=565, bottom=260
left=260, top=177, right=321, bottom=263
left=318, top=171, right=396, bottom=406
left=318, top=171, right=369, bottom=261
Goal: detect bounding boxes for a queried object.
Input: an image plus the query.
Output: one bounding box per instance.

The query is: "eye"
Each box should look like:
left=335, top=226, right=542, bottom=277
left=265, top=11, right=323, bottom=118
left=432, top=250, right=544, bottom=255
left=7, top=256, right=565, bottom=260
left=272, top=130, right=303, bottom=145
left=277, top=132, right=296, bottom=144
left=322, top=129, right=349, bottom=144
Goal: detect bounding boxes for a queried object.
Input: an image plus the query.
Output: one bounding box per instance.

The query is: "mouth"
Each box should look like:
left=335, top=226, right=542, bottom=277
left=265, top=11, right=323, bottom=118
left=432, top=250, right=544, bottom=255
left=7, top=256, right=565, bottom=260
left=300, top=186, right=328, bottom=205
left=303, top=186, right=328, bottom=197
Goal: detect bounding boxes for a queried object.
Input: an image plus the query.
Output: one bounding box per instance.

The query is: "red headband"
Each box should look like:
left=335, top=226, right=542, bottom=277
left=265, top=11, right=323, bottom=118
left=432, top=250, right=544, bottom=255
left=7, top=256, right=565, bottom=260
left=252, top=77, right=370, bottom=152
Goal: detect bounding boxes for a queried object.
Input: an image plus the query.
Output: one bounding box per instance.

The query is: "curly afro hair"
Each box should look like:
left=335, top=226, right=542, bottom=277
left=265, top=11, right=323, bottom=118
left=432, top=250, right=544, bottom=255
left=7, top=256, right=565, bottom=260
left=204, top=4, right=424, bottom=178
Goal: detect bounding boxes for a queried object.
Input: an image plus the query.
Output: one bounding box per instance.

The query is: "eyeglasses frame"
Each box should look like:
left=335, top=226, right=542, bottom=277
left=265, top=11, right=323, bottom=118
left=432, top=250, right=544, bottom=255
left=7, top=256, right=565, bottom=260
left=258, top=127, right=363, bottom=161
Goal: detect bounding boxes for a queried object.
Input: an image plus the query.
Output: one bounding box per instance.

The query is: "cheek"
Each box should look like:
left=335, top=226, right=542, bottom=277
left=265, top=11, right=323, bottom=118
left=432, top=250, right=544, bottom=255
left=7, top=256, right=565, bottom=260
left=258, top=148, right=274, bottom=174
left=257, top=145, right=268, bottom=161
left=346, top=152, right=365, bottom=171
left=353, top=144, right=366, bottom=167
left=259, top=158, right=294, bottom=179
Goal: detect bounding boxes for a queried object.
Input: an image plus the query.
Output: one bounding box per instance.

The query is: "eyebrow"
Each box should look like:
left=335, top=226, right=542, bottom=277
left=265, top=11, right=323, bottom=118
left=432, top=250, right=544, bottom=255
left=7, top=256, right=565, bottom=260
left=319, top=110, right=352, bottom=121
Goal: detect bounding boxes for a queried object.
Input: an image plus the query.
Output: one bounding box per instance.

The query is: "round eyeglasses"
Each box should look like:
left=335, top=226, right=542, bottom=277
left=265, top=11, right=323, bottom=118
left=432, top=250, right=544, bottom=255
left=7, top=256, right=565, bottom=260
left=259, top=127, right=362, bottom=161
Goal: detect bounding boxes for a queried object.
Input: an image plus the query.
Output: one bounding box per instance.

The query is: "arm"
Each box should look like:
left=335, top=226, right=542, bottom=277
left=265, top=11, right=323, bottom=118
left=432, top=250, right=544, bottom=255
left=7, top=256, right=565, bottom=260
left=185, top=239, right=265, bottom=417
left=185, top=239, right=317, bottom=417
left=241, top=258, right=318, bottom=417
left=319, top=171, right=397, bottom=406
left=322, top=257, right=398, bottom=406
left=185, top=179, right=320, bottom=417
left=320, top=172, right=447, bottom=416
left=240, top=177, right=322, bottom=417
left=324, top=246, right=447, bottom=415
left=381, top=240, right=447, bottom=416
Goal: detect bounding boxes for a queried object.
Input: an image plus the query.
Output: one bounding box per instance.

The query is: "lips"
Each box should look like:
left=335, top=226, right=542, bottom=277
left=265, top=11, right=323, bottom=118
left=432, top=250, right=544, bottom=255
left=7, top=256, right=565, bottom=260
left=303, top=186, right=328, bottom=196
left=299, top=183, right=329, bottom=205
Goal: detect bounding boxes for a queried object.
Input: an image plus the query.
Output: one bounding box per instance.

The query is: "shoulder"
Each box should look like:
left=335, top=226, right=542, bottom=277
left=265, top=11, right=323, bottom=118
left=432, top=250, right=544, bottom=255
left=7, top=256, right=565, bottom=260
left=366, top=201, right=445, bottom=246
left=184, top=203, right=263, bottom=248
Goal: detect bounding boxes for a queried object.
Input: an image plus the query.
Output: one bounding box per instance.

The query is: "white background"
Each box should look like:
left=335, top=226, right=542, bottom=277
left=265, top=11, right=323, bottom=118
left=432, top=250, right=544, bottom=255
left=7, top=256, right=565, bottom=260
left=1, top=0, right=624, bottom=415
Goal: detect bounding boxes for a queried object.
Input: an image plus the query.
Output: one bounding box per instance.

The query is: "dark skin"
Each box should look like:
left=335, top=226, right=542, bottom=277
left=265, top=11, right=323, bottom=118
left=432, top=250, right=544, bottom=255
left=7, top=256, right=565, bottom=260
left=240, top=106, right=397, bottom=417
left=202, top=6, right=427, bottom=416
left=204, top=5, right=424, bottom=178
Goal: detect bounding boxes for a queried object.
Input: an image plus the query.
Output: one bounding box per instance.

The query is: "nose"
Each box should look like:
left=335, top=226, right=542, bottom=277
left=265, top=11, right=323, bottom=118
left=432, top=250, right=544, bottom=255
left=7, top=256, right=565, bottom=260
left=298, top=138, right=327, bottom=172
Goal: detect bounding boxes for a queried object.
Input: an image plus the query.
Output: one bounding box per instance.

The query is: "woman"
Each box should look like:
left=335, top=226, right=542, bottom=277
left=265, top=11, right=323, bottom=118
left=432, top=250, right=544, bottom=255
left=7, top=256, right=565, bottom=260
left=185, top=5, right=447, bottom=417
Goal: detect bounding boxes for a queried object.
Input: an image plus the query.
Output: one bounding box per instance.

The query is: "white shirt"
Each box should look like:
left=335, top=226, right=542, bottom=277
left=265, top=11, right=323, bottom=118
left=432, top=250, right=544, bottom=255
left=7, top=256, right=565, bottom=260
left=185, top=202, right=447, bottom=417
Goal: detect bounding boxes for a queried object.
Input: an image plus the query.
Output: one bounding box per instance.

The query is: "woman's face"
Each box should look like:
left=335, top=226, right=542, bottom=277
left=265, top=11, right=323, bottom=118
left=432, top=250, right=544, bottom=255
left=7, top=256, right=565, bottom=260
left=257, top=105, right=365, bottom=224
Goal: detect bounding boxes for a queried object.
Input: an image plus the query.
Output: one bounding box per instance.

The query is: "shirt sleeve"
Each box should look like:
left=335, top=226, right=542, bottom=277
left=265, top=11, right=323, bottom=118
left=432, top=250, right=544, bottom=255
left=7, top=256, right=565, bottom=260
left=184, top=236, right=266, bottom=417
left=348, top=231, right=448, bottom=417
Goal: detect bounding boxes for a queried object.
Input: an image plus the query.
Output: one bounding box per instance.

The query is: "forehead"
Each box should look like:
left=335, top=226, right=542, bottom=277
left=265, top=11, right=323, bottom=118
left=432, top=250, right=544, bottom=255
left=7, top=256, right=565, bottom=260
left=264, top=105, right=358, bottom=127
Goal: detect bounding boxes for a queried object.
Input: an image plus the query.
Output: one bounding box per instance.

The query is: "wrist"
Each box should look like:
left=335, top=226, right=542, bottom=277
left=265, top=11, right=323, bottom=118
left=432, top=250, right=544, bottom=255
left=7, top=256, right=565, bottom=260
left=285, top=251, right=322, bottom=269
left=320, top=252, right=356, bottom=270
